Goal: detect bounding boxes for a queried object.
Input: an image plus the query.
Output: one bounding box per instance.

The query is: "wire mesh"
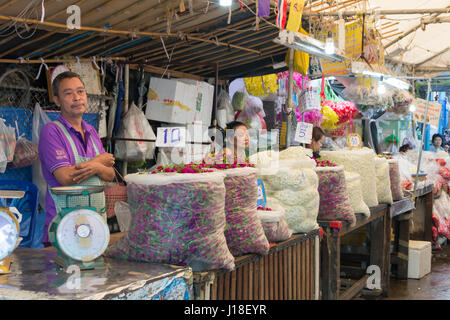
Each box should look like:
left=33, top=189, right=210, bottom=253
left=0, top=65, right=100, bottom=182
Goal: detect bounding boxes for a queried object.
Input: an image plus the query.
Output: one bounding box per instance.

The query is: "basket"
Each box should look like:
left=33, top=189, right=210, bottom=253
left=104, top=168, right=127, bottom=218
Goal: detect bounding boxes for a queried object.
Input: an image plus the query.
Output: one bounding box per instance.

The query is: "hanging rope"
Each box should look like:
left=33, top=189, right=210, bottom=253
left=35, top=57, right=48, bottom=79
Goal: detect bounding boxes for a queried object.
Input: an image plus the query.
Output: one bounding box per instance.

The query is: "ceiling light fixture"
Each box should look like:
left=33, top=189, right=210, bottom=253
left=325, top=31, right=335, bottom=55
left=274, top=29, right=346, bottom=62
left=219, top=0, right=232, bottom=6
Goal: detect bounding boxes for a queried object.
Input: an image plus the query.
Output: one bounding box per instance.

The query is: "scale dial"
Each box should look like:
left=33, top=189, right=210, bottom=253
left=56, top=209, right=109, bottom=262
left=0, top=211, right=19, bottom=261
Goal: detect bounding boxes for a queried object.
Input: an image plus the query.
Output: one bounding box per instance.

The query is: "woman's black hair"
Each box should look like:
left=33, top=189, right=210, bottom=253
left=399, top=144, right=412, bottom=153
left=432, top=133, right=444, bottom=144
left=225, top=121, right=248, bottom=131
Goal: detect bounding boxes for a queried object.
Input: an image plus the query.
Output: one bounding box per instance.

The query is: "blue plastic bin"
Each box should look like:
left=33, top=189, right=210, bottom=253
left=0, top=180, right=44, bottom=249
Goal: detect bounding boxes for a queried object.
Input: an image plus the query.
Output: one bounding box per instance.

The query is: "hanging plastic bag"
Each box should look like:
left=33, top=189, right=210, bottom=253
left=217, top=89, right=234, bottom=128
left=114, top=201, right=131, bottom=232
left=114, top=103, right=155, bottom=163
left=32, top=103, right=52, bottom=209
left=0, top=118, right=16, bottom=163
left=0, top=144, right=6, bottom=173
left=11, top=137, right=38, bottom=168
left=32, top=103, right=50, bottom=199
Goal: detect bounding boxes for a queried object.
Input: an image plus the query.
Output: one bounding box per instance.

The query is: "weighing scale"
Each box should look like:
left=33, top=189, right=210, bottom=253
left=48, top=186, right=110, bottom=270
left=0, top=190, right=24, bottom=274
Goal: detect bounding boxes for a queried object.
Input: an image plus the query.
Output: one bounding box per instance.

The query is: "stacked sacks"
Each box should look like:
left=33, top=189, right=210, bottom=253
left=219, top=167, right=270, bottom=256
left=315, top=164, right=356, bottom=226
left=387, top=159, right=404, bottom=201
left=105, top=171, right=235, bottom=272
left=374, top=156, right=393, bottom=204
left=321, top=148, right=379, bottom=208
left=257, top=198, right=293, bottom=242
left=251, top=148, right=320, bottom=233
left=344, top=171, right=370, bottom=217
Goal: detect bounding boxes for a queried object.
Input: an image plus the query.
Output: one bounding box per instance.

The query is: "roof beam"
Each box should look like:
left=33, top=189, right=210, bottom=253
left=415, top=47, right=450, bottom=67
left=385, top=6, right=450, bottom=49
left=302, top=8, right=450, bottom=16
left=0, top=14, right=260, bottom=55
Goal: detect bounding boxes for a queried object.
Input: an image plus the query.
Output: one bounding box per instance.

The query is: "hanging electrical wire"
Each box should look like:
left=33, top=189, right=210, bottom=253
left=0, top=0, right=43, bottom=39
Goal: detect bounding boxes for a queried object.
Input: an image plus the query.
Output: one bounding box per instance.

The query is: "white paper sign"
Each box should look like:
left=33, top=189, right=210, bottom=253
left=294, top=122, right=313, bottom=144
left=347, top=133, right=362, bottom=149
left=156, top=127, right=186, bottom=147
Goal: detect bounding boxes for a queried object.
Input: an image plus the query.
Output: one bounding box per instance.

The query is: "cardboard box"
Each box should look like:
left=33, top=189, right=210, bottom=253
left=408, top=240, right=431, bottom=279
left=146, top=77, right=214, bottom=126
left=179, top=78, right=214, bottom=127
left=145, top=77, right=198, bottom=124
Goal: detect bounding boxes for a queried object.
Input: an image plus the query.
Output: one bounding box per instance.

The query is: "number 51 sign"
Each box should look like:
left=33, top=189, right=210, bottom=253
left=156, top=127, right=186, bottom=147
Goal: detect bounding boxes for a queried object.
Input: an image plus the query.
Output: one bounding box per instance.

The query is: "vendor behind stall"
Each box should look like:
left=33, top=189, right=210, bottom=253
left=222, top=121, right=250, bottom=163
left=430, top=133, right=445, bottom=152
left=306, top=126, right=325, bottom=159
left=38, top=71, right=115, bottom=246
left=399, top=144, right=413, bottom=154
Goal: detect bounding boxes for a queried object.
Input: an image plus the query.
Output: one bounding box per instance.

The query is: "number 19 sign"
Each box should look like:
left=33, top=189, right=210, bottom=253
left=156, top=127, right=186, bottom=147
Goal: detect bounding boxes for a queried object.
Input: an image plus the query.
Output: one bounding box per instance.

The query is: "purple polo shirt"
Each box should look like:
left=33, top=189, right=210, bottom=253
left=38, top=115, right=105, bottom=243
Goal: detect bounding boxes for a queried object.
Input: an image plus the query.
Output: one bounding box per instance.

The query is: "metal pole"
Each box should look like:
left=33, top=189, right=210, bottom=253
left=285, top=48, right=295, bottom=149
left=412, top=78, right=432, bottom=195
left=302, top=8, right=450, bottom=17
left=213, top=63, right=219, bottom=128
left=122, top=64, right=130, bottom=177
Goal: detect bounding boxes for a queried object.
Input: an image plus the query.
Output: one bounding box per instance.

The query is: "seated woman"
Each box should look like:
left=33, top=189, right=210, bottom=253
left=206, top=121, right=250, bottom=164
left=223, top=121, right=250, bottom=163
left=305, top=126, right=325, bottom=159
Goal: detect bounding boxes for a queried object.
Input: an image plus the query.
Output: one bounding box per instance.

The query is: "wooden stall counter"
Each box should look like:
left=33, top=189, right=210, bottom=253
left=318, top=204, right=391, bottom=300
left=0, top=233, right=192, bottom=300
left=194, top=229, right=321, bottom=300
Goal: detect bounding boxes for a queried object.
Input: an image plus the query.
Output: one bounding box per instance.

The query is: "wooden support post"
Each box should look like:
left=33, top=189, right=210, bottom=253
left=424, top=192, right=433, bottom=243
left=320, top=228, right=340, bottom=300
left=394, top=214, right=410, bottom=279
left=369, top=216, right=387, bottom=295
left=383, top=208, right=391, bottom=297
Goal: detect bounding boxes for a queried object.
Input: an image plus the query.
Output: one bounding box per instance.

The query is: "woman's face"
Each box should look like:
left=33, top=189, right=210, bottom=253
left=233, top=125, right=250, bottom=150
left=433, top=137, right=443, bottom=147
left=311, top=136, right=325, bottom=152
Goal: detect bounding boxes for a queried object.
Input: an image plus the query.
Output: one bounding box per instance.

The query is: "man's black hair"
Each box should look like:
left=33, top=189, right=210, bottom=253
left=52, top=71, right=85, bottom=97
left=432, top=133, right=444, bottom=144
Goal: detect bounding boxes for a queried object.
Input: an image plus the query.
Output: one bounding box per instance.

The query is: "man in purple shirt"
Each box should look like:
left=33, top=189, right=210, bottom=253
left=38, top=71, right=115, bottom=246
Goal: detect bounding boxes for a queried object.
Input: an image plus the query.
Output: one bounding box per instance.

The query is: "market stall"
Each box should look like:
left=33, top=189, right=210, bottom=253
left=0, top=0, right=449, bottom=302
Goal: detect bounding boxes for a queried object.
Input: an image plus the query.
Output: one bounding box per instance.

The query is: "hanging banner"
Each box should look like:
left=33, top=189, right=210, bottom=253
left=285, top=0, right=305, bottom=32
left=316, top=19, right=363, bottom=75
left=413, top=98, right=442, bottom=128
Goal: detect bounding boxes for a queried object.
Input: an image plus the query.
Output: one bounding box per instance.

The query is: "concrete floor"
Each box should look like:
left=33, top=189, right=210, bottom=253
left=383, top=244, right=450, bottom=300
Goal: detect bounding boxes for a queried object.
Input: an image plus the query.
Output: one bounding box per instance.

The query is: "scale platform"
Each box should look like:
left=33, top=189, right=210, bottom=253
left=0, top=190, right=24, bottom=274
left=0, top=247, right=192, bottom=300
left=49, top=185, right=108, bottom=270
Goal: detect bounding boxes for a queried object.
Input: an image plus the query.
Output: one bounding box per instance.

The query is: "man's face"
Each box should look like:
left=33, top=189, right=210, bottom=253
left=53, top=77, right=87, bottom=118
left=434, top=137, right=443, bottom=147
